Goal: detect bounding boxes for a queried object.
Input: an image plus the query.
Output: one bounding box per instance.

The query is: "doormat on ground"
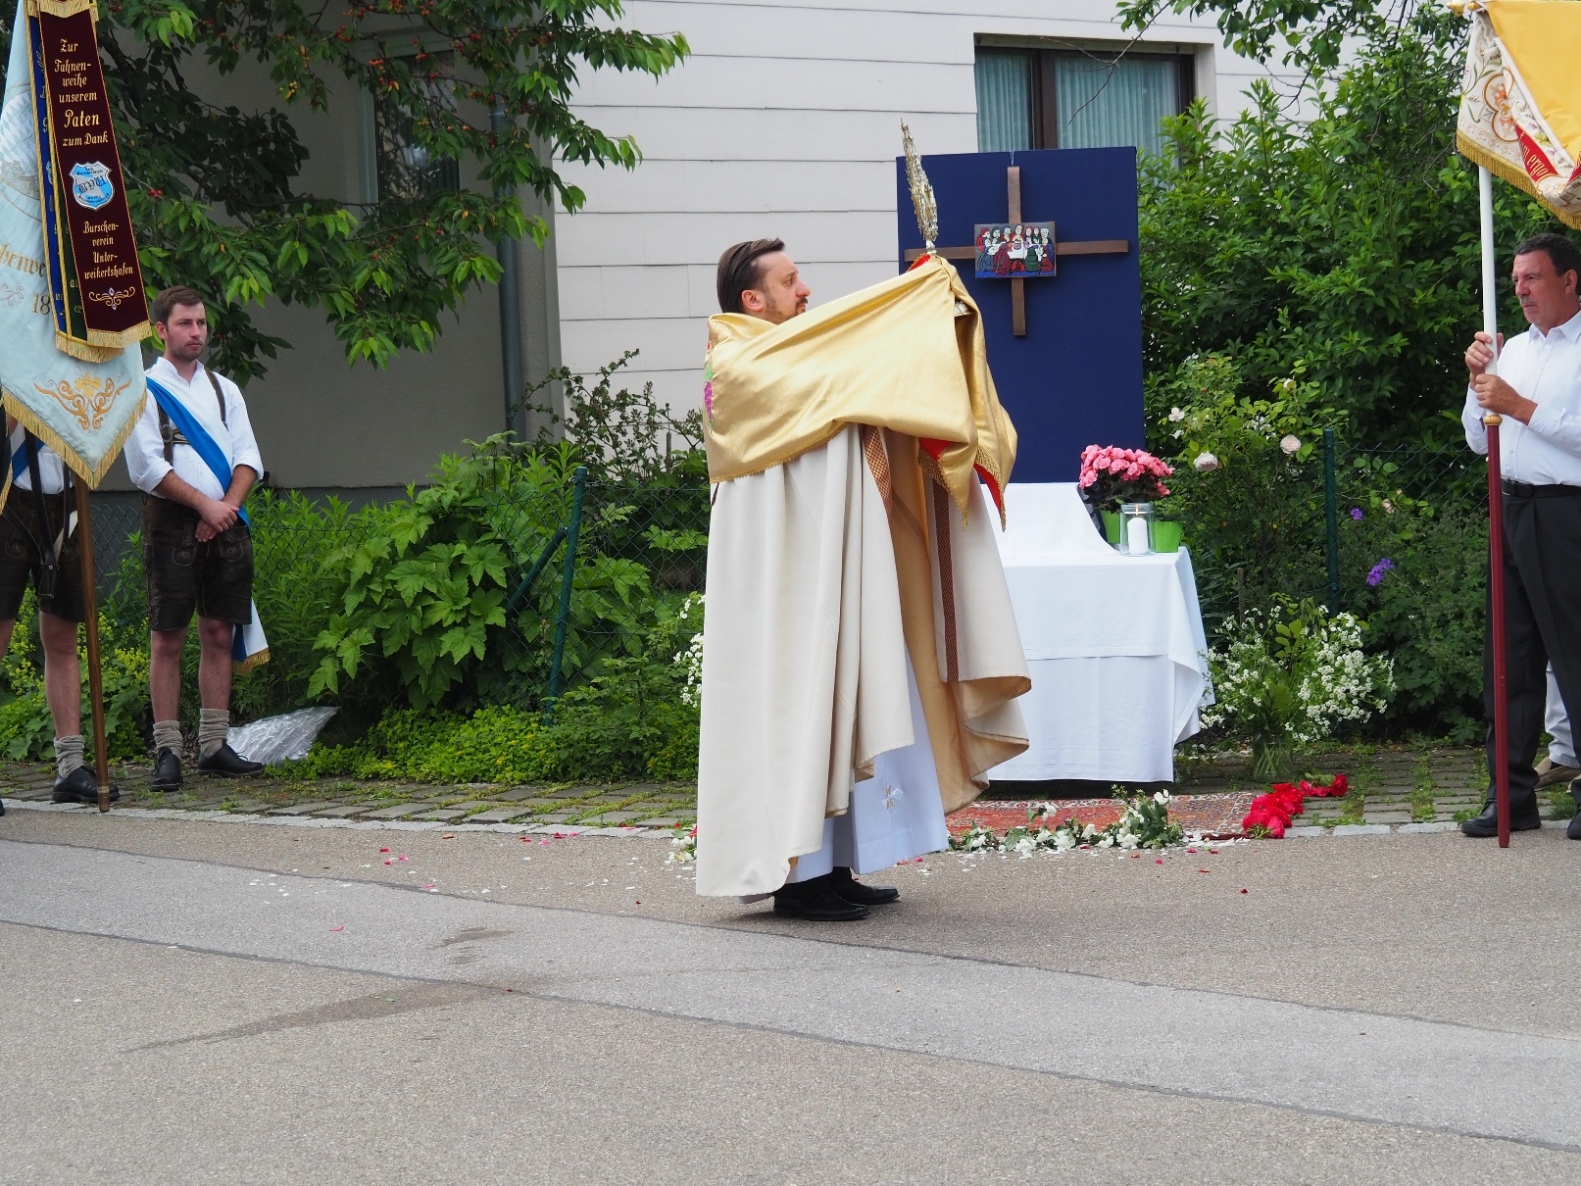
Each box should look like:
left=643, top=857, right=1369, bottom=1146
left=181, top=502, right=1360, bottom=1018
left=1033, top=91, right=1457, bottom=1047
left=945, top=792, right=1260, bottom=841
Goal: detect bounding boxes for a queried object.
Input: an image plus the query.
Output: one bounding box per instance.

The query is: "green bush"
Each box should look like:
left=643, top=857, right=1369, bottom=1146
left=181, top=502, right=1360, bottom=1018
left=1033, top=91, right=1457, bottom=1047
left=1139, top=9, right=1561, bottom=449
left=292, top=589, right=702, bottom=782
left=1341, top=502, right=1486, bottom=741
left=1157, top=355, right=1342, bottom=632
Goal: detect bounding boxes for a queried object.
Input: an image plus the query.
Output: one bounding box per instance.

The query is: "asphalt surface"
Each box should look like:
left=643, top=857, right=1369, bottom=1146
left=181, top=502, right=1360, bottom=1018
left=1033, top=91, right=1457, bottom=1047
left=3, top=805, right=1580, bottom=1184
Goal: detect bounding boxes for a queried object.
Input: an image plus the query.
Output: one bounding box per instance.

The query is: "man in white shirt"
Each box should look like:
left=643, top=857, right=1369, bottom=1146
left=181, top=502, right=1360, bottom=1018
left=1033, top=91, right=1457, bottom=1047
left=0, top=428, right=116, bottom=805
left=125, top=287, right=266, bottom=789
left=1461, top=233, right=1581, bottom=838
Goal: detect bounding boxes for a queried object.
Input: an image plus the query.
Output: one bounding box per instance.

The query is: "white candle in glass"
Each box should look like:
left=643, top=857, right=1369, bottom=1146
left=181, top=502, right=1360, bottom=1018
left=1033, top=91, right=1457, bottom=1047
left=1126, top=514, right=1151, bottom=555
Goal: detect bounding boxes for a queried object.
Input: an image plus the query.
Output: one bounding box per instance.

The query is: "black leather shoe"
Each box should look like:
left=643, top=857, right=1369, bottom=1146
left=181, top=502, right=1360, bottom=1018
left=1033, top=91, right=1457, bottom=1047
left=196, top=742, right=263, bottom=778
left=773, top=877, right=870, bottom=921
left=829, top=865, right=900, bottom=906
left=151, top=747, right=182, bottom=791
left=52, top=766, right=119, bottom=804
left=1461, top=799, right=1542, bottom=837
left=0, top=797, right=6, bottom=816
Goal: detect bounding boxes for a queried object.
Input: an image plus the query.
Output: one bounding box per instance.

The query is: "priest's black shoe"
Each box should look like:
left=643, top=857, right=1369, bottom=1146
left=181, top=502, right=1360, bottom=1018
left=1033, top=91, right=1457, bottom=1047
left=51, top=766, right=119, bottom=804
left=829, top=865, right=899, bottom=906
left=196, top=743, right=264, bottom=778
left=773, top=878, right=870, bottom=921
left=1460, top=799, right=1542, bottom=837
left=151, top=747, right=182, bottom=791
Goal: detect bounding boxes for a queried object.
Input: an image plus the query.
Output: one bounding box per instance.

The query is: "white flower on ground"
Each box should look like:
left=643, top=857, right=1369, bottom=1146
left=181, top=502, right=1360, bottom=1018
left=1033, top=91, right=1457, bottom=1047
left=1280, top=434, right=1301, bottom=455
left=1193, top=452, right=1219, bottom=472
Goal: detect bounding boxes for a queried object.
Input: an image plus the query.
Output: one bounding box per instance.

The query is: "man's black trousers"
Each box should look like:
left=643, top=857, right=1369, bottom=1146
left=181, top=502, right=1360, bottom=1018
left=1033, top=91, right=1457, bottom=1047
left=1486, top=485, right=1581, bottom=805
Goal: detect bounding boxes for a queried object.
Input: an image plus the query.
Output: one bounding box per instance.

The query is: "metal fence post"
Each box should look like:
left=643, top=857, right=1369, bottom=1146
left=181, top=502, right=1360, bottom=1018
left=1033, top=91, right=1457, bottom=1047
left=1323, top=428, right=1341, bottom=614
left=547, top=465, right=588, bottom=708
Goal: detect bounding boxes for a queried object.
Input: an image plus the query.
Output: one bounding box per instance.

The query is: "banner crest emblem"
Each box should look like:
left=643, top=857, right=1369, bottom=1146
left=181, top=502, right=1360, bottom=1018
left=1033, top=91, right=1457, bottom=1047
left=69, top=161, right=113, bottom=210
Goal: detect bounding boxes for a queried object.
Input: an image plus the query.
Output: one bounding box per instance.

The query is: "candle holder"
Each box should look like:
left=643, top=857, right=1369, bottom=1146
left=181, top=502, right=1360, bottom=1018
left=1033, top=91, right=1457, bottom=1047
left=1119, top=502, right=1154, bottom=556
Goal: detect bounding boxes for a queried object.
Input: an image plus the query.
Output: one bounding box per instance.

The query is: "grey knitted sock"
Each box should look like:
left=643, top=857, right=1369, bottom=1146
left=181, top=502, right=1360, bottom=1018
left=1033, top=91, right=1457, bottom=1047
left=54, top=734, right=84, bottom=780
left=198, top=708, right=229, bottom=758
left=152, top=719, right=183, bottom=756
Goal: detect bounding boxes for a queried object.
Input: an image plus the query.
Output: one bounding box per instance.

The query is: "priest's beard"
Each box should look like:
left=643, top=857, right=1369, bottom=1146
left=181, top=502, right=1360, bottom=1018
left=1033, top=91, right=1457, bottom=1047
left=761, top=290, right=807, bottom=324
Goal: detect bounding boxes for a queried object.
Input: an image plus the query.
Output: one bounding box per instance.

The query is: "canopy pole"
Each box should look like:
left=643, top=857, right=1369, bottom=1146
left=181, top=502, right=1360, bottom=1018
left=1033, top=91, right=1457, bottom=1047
left=73, top=480, right=110, bottom=813
left=1479, top=165, right=1511, bottom=848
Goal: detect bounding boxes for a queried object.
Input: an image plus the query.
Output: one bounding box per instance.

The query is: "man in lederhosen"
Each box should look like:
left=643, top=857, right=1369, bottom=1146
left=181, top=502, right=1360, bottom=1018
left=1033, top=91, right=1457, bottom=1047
left=125, top=287, right=265, bottom=790
left=0, top=424, right=116, bottom=806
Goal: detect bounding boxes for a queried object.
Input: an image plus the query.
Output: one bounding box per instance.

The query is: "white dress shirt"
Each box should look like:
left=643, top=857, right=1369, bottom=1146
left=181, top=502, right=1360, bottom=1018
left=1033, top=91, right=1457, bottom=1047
left=1463, top=307, right=1581, bottom=485
left=127, top=357, right=264, bottom=502
left=7, top=425, right=64, bottom=494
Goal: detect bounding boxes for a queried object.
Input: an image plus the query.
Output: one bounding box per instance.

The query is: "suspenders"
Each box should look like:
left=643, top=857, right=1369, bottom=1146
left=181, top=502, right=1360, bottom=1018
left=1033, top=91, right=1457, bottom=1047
left=157, top=368, right=228, bottom=465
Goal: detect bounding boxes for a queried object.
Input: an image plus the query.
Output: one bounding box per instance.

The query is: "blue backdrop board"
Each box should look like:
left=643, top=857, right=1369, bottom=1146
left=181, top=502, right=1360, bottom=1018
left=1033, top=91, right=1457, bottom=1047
left=894, top=148, right=1143, bottom=483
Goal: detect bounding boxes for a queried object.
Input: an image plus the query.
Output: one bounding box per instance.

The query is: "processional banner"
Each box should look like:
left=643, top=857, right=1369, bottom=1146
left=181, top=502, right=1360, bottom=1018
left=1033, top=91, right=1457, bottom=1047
left=0, top=0, right=147, bottom=488
left=1457, top=0, right=1581, bottom=228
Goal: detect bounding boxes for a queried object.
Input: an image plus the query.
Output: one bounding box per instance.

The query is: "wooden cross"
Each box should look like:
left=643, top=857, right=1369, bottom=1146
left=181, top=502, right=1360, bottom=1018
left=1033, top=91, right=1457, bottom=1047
left=903, top=165, right=1130, bottom=337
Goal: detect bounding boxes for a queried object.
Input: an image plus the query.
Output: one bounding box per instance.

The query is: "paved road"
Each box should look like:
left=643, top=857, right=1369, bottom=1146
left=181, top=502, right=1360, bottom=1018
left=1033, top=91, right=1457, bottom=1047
left=3, top=806, right=1579, bottom=1184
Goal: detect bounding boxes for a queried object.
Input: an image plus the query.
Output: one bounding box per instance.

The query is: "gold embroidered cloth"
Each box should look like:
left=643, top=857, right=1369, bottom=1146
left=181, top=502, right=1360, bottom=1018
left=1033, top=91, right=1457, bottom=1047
left=1457, top=1, right=1581, bottom=228
left=701, top=255, right=1017, bottom=518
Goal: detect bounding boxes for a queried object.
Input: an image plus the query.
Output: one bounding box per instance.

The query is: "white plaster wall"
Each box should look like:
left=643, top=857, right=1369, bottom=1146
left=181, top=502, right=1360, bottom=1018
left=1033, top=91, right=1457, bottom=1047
left=553, top=0, right=1299, bottom=416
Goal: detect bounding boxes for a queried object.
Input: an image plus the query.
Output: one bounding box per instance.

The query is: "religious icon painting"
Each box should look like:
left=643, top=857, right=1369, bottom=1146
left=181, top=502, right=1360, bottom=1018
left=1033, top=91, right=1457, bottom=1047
left=974, top=222, right=1056, bottom=279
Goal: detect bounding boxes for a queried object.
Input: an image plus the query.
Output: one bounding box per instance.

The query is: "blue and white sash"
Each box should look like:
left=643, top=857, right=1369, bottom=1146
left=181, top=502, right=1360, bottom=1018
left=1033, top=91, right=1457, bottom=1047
left=145, top=377, right=269, bottom=671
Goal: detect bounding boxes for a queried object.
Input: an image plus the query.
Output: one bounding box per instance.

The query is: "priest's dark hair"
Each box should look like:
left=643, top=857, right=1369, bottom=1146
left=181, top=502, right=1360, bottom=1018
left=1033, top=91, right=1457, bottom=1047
left=151, top=285, right=207, bottom=326
left=1514, top=233, right=1581, bottom=286
left=717, top=239, right=784, bottom=314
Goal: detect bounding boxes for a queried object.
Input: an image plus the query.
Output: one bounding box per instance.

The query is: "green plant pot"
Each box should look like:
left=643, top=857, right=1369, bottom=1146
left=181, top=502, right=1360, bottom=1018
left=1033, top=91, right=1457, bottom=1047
left=1249, top=736, right=1294, bottom=783
left=1101, top=510, right=1122, bottom=545
left=1152, top=521, right=1183, bottom=553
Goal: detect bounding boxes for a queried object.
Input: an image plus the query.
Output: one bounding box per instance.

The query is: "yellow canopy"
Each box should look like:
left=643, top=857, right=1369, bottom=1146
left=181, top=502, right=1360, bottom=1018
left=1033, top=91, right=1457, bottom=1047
left=701, top=254, right=1017, bottom=521
left=1458, top=1, right=1581, bottom=228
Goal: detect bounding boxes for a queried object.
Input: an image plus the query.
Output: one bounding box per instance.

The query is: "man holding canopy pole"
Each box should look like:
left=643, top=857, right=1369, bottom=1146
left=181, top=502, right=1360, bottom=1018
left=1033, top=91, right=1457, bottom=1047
left=0, top=0, right=157, bottom=812
left=1455, top=0, right=1581, bottom=843
left=1460, top=232, right=1581, bottom=838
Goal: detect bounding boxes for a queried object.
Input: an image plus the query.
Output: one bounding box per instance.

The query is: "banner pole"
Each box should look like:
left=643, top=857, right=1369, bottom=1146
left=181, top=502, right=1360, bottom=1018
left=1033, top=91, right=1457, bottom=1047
left=73, top=480, right=110, bottom=813
left=1479, top=165, right=1510, bottom=848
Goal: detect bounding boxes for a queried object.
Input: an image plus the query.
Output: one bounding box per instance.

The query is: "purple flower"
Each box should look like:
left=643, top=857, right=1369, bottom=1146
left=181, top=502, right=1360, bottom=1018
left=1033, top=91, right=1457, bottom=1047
left=1350, top=507, right=1363, bottom=521
left=1365, top=557, right=1395, bottom=587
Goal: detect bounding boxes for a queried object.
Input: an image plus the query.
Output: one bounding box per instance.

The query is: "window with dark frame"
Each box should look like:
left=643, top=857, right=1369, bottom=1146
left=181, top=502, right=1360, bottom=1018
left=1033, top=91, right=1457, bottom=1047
left=373, top=50, right=461, bottom=203
left=974, top=46, right=1195, bottom=156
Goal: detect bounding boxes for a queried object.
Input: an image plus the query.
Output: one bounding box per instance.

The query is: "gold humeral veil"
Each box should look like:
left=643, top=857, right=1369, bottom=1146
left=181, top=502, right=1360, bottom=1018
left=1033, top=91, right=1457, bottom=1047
left=695, top=254, right=1031, bottom=898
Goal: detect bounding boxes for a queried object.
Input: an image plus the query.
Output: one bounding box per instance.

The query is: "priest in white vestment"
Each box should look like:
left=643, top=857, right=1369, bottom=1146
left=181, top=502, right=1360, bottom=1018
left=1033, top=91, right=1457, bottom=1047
left=696, top=238, right=1031, bottom=919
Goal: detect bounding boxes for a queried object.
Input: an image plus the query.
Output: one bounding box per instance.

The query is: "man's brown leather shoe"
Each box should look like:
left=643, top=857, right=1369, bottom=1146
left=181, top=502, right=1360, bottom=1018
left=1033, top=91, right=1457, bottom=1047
left=1536, top=757, right=1581, bottom=790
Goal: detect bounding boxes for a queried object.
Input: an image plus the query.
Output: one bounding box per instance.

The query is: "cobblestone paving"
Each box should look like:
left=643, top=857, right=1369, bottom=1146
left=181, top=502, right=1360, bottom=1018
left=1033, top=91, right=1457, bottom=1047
left=0, top=761, right=699, bottom=832
left=3, top=744, right=1571, bottom=837
left=1174, top=744, right=1577, bottom=830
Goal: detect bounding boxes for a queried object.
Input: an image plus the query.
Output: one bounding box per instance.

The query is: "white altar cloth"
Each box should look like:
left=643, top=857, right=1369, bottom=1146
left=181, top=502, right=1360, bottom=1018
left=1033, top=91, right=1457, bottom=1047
left=985, top=483, right=1211, bottom=783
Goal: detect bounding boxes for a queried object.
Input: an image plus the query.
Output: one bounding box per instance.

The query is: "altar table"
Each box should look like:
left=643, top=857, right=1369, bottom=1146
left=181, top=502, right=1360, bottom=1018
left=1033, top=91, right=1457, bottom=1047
left=984, top=482, right=1211, bottom=783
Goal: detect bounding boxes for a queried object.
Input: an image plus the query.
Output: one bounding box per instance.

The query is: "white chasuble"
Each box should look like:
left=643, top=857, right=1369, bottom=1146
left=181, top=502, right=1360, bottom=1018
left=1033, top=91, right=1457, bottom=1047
left=695, top=425, right=1030, bottom=898
left=695, top=426, right=913, bottom=898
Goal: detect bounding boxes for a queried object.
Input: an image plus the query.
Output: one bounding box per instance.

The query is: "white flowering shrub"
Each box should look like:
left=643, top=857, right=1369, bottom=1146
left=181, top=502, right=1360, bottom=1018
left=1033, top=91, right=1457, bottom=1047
left=672, top=593, right=704, bottom=708
left=1200, top=598, right=1393, bottom=746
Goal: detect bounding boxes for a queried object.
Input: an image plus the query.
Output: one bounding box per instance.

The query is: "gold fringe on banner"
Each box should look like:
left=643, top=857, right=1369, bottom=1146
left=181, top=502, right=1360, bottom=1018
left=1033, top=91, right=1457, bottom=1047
left=0, top=384, right=147, bottom=490
left=1457, top=130, right=1581, bottom=231
left=25, top=0, right=97, bottom=19
left=54, top=333, right=126, bottom=364
left=86, top=319, right=151, bottom=350
left=234, top=648, right=270, bottom=675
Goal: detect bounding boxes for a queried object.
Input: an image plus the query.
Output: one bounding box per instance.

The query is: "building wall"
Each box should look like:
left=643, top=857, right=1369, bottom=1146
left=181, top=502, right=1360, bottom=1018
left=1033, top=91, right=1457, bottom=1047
left=553, top=0, right=1298, bottom=417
